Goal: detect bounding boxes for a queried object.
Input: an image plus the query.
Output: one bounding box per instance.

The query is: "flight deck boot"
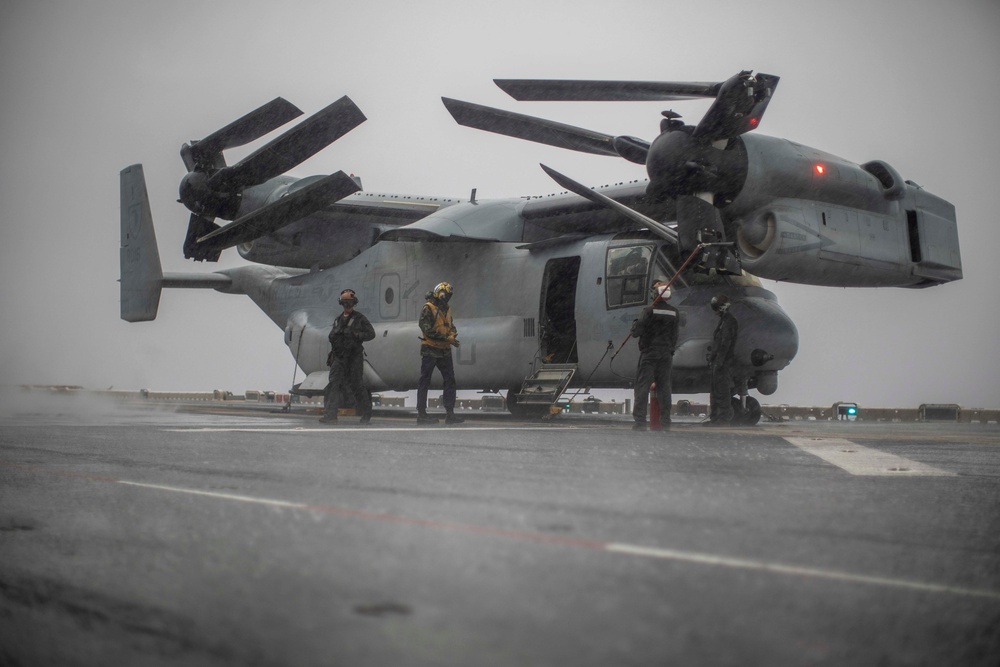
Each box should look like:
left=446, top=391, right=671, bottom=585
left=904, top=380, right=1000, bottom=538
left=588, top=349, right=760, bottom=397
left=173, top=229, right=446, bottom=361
left=445, top=409, right=465, bottom=425
left=417, top=412, right=439, bottom=425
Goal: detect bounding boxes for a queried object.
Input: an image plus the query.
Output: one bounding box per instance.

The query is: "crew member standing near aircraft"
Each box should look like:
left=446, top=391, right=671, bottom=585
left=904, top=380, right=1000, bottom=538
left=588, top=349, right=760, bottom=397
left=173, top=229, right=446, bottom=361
left=707, top=294, right=738, bottom=425
left=631, top=281, right=679, bottom=431
left=320, top=289, right=376, bottom=425
left=417, top=282, right=464, bottom=425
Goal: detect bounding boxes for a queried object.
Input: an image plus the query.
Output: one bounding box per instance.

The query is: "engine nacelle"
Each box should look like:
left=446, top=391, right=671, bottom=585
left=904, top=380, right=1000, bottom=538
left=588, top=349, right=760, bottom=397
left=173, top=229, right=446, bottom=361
left=735, top=197, right=961, bottom=288
left=234, top=176, right=380, bottom=269
left=724, top=134, right=961, bottom=288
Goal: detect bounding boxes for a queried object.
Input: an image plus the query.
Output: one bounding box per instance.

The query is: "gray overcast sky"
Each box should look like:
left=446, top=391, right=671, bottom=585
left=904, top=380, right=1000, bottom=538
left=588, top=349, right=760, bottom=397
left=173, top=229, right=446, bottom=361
left=1, top=0, right=998, bottom=408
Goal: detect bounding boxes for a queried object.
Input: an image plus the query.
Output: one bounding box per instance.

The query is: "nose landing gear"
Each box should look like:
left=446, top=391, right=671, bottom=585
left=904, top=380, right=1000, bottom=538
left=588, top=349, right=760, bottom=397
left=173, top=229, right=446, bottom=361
left=730, top=395, right=762, bottom=425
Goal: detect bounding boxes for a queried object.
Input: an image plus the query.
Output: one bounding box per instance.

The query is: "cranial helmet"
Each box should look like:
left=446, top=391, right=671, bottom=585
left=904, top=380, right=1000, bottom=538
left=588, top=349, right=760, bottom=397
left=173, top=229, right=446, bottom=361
left=432, top=282, right=453, bottom=303
left=339, top=288, right=358, bottom=307
left=711, top=294, right=731, bottom=313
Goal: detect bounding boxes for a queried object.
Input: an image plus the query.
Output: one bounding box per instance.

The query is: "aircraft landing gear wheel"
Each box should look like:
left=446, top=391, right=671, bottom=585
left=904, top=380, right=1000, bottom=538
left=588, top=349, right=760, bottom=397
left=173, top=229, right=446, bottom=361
left=731, top=396, right=762, bottom=426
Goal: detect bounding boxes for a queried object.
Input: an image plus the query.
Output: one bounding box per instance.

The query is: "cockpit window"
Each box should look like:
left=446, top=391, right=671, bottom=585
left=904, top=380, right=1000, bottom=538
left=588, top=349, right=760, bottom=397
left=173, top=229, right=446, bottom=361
left=606, top=245, right=652, bottom=308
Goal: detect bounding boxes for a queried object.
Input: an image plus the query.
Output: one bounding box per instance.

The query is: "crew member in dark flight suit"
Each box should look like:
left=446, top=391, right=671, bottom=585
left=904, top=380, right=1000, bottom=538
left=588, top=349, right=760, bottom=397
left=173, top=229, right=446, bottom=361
left=707, top=294, right=739, bottom=425
left=416, top=282, right=463, bottom=425
left=320, top=289, right=376, bottom=425
left=631, top=281, right=679, bottom=431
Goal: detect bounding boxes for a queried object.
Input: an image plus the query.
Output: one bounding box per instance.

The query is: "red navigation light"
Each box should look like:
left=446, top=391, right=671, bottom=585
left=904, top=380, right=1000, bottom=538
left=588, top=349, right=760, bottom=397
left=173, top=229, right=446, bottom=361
left=748, top=117, right=759, bottom=128
left=814, top=164, right=826, bottom=175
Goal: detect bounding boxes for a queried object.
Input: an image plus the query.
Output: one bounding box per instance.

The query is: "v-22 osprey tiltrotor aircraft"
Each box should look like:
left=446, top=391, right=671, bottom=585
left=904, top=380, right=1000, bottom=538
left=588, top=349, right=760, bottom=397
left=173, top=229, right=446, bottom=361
left=120, top=70, right=962, bottom=423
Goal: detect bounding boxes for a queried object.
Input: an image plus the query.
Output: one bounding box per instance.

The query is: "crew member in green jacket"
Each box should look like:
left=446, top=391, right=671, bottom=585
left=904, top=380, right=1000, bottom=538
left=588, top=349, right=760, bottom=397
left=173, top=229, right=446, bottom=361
left=707, top=294, right=739, bottom=425
left=320, top=289, right=376, bottom=425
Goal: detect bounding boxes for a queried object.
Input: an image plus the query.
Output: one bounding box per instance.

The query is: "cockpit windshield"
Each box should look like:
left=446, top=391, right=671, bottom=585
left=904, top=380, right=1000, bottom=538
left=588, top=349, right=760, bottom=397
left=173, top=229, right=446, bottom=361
left=606, top=242, right=762, bottom=309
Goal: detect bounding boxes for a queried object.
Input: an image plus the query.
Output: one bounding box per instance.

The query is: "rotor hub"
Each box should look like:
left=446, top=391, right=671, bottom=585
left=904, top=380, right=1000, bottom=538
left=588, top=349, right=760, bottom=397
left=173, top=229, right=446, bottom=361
left=179, top=171, right=240, bottom=220
left=645, top=130, right=748, bottom=204
left=645, top=130, right=701, bottom=200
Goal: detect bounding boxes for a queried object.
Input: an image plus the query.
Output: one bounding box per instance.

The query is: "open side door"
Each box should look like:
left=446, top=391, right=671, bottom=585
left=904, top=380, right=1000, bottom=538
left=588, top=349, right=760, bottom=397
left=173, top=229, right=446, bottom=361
left=539, top=256, right=581, bottom=364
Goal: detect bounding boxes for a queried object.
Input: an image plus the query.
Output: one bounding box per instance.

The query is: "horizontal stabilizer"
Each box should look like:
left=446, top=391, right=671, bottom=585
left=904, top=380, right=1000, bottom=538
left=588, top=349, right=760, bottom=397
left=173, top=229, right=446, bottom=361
left=162, top=273, right=232, bottom=289
left=197, top=171, right=362, bottom=250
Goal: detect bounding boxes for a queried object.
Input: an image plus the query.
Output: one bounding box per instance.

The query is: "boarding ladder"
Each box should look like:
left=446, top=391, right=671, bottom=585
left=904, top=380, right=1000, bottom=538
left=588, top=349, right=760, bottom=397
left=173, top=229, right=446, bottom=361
left=514, top=363, right=577, bottom=411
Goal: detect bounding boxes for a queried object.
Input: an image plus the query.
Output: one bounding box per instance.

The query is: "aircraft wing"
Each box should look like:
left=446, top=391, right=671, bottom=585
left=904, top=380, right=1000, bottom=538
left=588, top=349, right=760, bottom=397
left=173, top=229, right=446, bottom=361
left=519, top=180, right=676, bottom=234
left=312, top=191, right=459, bottom=226
left=373, top=179, right=679, bottom=247
left=235, top=189, right=464, bottom=268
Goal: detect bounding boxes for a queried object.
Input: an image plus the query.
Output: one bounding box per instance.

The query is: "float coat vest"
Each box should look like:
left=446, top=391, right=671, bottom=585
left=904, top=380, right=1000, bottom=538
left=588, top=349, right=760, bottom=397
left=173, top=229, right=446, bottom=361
left=420, top=301, right=455, bottom=350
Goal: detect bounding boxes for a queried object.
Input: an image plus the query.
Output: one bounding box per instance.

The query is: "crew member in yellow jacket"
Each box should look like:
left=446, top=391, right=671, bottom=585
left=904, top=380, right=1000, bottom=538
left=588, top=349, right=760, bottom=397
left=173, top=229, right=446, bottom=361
left=416, top=282, right=463, bottom=425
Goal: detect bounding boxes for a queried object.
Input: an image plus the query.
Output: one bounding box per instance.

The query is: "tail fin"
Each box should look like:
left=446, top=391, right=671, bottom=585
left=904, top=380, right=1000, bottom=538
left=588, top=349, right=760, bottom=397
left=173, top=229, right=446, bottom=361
left=120, top=164, right=163, bottom=322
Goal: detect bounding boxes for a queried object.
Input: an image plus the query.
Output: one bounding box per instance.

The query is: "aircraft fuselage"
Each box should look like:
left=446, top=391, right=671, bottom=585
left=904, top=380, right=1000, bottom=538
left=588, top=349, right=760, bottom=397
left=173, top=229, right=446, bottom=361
left=226, top=233, right=798, bottom=397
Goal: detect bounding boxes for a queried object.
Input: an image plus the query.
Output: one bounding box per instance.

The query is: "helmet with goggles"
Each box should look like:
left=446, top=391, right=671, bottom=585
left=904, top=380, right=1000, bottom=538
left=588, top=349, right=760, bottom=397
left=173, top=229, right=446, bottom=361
left=432, top=282, right=453, bottom=303
left=710, top=294, right=732, bottom=313
left=338, top=289, right=358, bottom=307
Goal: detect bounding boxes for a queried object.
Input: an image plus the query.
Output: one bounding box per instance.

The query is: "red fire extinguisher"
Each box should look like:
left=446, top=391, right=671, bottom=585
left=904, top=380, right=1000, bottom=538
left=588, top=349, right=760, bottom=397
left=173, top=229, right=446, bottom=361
left=649, top=382, right=661, bottom=430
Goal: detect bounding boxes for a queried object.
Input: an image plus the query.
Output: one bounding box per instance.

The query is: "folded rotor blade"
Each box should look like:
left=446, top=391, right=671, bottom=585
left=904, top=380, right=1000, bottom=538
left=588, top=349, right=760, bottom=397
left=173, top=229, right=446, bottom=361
left=208, top=96, right=367, bottom=192
left=442, top=97, right=620, bottom=158
left=495, top=72, right=779, bottom=142
left=196, top=98, right=303, bottom=156
left=612, top=135, right=650, bottom=165
left=183, top=214, right=223, bottom=262
left=197, top=171, right=362, bottom=249
left=495, top=79, right=719, bottom=102
left=183, top=98, right=303, bottom=171
left=540, top=164, right=677, bottom=245
left=693, top=72, right=779, bottom=141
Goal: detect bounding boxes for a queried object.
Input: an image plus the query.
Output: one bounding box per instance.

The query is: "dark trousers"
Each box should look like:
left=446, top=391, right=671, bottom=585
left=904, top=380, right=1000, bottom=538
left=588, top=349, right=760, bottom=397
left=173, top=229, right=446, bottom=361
left=324, top=353, right=372, bottom=420
left=709, top=364, right=735, bottom=422
left=417, top=351, right=456, bottom=413
left=633, top=350, right=673, bottom=423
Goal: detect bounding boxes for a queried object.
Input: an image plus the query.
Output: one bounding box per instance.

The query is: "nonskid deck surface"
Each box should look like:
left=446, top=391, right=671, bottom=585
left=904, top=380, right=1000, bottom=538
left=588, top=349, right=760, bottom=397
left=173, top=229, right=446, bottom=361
left=2, top=394, right=998, bottom=666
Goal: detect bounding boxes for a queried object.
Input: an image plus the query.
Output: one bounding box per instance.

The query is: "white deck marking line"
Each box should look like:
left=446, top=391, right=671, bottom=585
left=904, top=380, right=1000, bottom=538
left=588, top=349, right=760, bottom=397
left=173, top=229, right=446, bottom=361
left=605, top=543, right=999, bottom=600
left=784, top=437, right=956, bottom=477
left=116, top=479, right=1000, bottom=601
left=118, top=481, right=309, bottom=508
left=161, top=426, right=572, bottom=433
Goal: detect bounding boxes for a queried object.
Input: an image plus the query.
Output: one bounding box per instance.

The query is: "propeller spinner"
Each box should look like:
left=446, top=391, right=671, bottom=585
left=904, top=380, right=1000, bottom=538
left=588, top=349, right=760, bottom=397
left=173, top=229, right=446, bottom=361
left=444, top=71, right=779, bottom=272
left=178, top=96, right=367, bottom=261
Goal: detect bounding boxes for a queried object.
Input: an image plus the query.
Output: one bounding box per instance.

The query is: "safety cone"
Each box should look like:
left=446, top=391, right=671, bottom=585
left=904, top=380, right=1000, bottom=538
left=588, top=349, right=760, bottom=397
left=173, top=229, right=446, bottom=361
left=649, top=382, right=661, bottom=430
